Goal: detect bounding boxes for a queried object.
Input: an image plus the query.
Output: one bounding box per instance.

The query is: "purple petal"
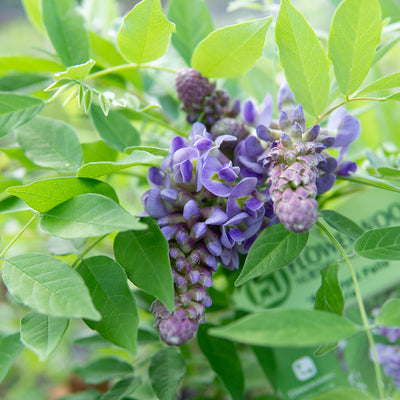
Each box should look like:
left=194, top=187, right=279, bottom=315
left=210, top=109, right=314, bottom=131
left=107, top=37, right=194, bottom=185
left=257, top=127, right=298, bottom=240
left=204, top=207, right=228, bottom=225
left=245, top=197, right=263, bottom=213
left=203, top=180, right=232, bottom=197
left=205, top=236, right=222, bottom=257
left=161, top=226, right=177, bottom=241
left=160, top=188, right=179, bottom=204
left=279, top=111, right=291, bottom=132
left=337, top=160, right=357, bottom=176
left=230, top=177, right=257, bottom=198
left=142, top=189, right=169, bottom=218
left=229, top=228, right=244, bottom=242
left=191, top=222, right=208, bottom=239
left=242, top=100, right=257, bottom=125
left=258, top=93, right=273, bottom=127
left=221, top=227, right=235, bottom=249
left=175, top=159, right=193, bottom=183
left=327, top=107, right=347, bottom=131
left=334, top=114, right=361, bottom=147
left=293, top=104, right=305, bottom=130
left=170, top=136, right=187, bottom=154
left=219, top=163, right=239, bottom=182
left=189, top=122, right=207, bottom=141
left=277, top=82, right=296, bottom=111
left=183, top=199, right=200, bottom=220
left=256, top=125, right=271, bottom=142
left=225, top=212, right=249, bottom=226
left=147, top=167, right=164, bottom=186
left=215, top=134, right=237, bottom=147
left=316, top=173, right=336, bottom=194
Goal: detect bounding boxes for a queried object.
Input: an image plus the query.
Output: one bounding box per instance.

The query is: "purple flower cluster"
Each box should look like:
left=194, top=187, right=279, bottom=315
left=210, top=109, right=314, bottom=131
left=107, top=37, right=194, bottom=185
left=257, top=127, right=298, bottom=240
left=142, top=123, right=273, bottom=345
left=176, top=68, right=240, bottom=129
left=237, top=84, right=360, bottom=233
left=142, top=70, right=361, bottom=345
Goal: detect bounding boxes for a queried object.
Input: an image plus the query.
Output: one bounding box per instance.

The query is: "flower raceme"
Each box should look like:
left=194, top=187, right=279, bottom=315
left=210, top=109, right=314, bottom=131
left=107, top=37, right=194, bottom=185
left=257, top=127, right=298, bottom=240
left=142, top=70, right=360, bottom=345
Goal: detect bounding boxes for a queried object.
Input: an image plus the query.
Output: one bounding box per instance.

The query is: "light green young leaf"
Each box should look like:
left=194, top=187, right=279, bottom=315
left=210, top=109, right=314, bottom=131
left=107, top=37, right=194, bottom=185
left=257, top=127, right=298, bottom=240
left=328, top=0, right=382, bottom=96
left=7, top=177, right=118, bottom=213
left=125, top=145, right=168, bottom=156
left=338, top=173, right=400, bottom=194
left=114, top=218, right=174, bottom=311
left=42, top=0, right=90, bottom=67
left=54, top=59, right=96, bottom=82
left=209, top=309, right=360, bottom=347
left=0, top=56, right=63, bottom=74
left=308, top=388, right=374, bottom=400
left=0, top=92, right=44, bottom=136
left=372, top=36, right=400, bottom=66
left=90, top=105, right=140, bottom=152
left=0, top=333, right=23, bottom=383
left=21, top=0, right=45, bottom=33
left=191, top=17, right=271, bottom=78
left=149, top=347, right=186, bottom=400
left=117, top=0, right=175, bottom=64
left=275, top=0, right=330, bottom=116
left=2, top=253, right=100, bottom=320
left=320, top=210, right=364, bottom=240
left=73, top=357, right=134, bottom=385
left=354, top=226, right=400, bottom=259
left=235, top=223, right=308, bottom=286
left=357, top=72, right=400, bottom=96
left=168, top=0, right=213, bottom=65
left=40, top=193, right=145, bottom=239
left=77, top=150, right=163, bottom=178
left=15, top=117, right=83, bottom=171
left=77, top=256, right=139, bottom=355
left=375, top=298, right=400, bottom=327
left=377, top=166, right=400, bottom=177
left=314, top=264, right=344, bottom=315
left=198, top=325, right=244, bottom=400
left=20, top=311, right=69, bottom=361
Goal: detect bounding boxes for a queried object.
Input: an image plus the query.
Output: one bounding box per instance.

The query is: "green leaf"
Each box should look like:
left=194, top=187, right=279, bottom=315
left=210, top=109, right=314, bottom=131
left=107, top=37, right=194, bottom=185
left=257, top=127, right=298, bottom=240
left=328, top=0, right=382, bottom=96
left=275, top=0, right=330, bottom=116
left=0, top=74, right=49, bottom=93
left=197, top=324, right=244, bottom=400
left=209, top=309, right=360, bottom=347
left=15, top=117, right=83, bottom=171
left=308, top=388, right=374, bottom=400
left=40, top=193, right=145, bottom=239
left=76, top=256, right=139, bottom=355
left=338, top=173, right=400, bottom=194
left=117, top=0, right=175, bottom=64
left=320, top=210, right=364, bottom=240
left=377, top=166, right=400, bottom=177
left=125, top=145, right=169, bottom=156
left=54, top=59, right=96, bottom=82
left=0, top=92, right=44, bottom=136
left=101, top=378, right=138, bottom=400
left=77, top=151, right=163, bottom=178
left=0, top=197, right=30, bottom=215
left=42, top=0, right=90, bottom=67
left=191, top=17, right=271, bottom=78
left=375, top=298, right=400, bottom=327
left=313, top=343, right=338, bottom=357
left=90, top=105, right=140, bottom=152
left=2, top=253, right=100, bottom=320
left=0, top=333, right=23, bottom=383
left=0, top=56, right=62, bottom=74
left=372, top=36, right=400, bottom=66
left=167, top=0, right=213, bottom=65
left=114, top=218, right=174, bottom=311
left=149, top=347, right=186, bottom=400
left=358, top=72, right=400, bottom=96
left=354, top=226, right=400, bottom=260
left=21, top=0, right=45, bottom=33
left=235, top=223, right=308, bottom=286
left=20, top=311, right=69, bottom=361
left=73, top=357, right=134, bottom=385
left=314, top=264, right=344, bottom=315
left=7, top=177, right=118, bottom=213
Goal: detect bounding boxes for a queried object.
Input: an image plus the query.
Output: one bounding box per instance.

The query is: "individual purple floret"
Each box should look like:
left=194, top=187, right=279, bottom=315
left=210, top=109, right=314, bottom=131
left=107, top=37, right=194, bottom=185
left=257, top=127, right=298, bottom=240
left=142, top=123, right=273, bottom=345
left=176, top=68, right=239, bottom=129
left=372, top=343, right=400, bottom=388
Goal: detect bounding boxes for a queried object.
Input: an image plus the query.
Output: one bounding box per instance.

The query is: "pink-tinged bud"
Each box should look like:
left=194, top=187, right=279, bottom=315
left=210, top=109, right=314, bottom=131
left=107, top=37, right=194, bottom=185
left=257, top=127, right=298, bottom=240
left=158, top=312, right=199, bottom=346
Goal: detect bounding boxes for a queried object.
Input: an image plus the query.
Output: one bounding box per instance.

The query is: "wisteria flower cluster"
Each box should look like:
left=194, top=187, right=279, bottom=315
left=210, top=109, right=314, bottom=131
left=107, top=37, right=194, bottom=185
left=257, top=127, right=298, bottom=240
left=142, top=69, right=361, bottom=345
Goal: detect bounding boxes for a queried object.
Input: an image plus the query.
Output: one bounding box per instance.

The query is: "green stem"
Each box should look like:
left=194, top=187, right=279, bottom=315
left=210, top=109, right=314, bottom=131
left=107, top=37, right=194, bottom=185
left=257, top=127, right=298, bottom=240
left=316, top=220, right=385, bottom=399
left=313, top=96, right=385, bottom=126
left=0, top=213, right=38, bottom=266
left=70, top=234, right=108, bottom=269
left=86, top=64, right=177, bottom=81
